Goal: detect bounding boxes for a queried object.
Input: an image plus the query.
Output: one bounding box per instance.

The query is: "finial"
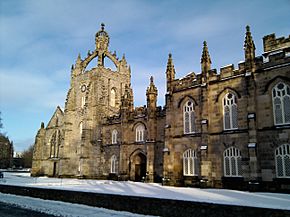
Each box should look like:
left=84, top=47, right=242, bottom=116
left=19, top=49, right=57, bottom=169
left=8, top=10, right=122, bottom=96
left=203, top=41, right=207, bottom=46
left=41, top=122, right=44, bottom=129
left=150, top=76, right=154, bottom=84
left=246, top=25, right=250, bottom=32
left=101, top=23, right=105, bottom=31
left=169, top=53, right=172, bottom=58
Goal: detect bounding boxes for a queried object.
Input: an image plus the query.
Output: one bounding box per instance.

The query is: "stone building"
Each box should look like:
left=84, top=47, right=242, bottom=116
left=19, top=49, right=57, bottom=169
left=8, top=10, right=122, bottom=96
left=32, top=24, right=290, bottom=191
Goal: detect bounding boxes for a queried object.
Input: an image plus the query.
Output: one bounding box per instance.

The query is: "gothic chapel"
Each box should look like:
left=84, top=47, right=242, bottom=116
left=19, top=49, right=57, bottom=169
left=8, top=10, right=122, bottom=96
left=32, top=24, right=290, bottom=191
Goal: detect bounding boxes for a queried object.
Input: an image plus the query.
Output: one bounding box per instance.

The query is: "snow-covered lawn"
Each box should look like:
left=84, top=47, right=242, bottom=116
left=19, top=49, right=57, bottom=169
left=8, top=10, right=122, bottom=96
left=0, top=193, right=156, bottom=217
left=1, top=172, right=290, bottom=211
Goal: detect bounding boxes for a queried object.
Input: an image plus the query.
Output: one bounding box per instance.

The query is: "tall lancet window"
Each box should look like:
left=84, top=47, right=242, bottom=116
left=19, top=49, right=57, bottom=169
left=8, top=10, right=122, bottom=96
left=112, top=129, right=118, bottom=144
left=136, top=124, right=145, bottom=142
left=224, top=147, right=242, bottom=177
left=272, top=83, right=290, bottom=125
left=183, top=101, right=195, bottom=134
left=110, top=155, right=117, bottom=174
left=183, top=149, right=198, bottom=176
left=223, top=93, right=238, bottom=130
left=50, top=130, right=61, bottom=158
left=275, top=144, right=290, bottom=178
left=110, top=88, right=116, bottom=107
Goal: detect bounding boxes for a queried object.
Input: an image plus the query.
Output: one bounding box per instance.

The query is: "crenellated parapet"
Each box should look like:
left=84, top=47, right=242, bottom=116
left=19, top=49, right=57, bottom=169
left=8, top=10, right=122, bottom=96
left=105, top=114, right=121, bottom=125
left=171, top=72, right=201, bottom=92
left=167, top=26, right=290, bottom=93
left=263, top=33, right=290, bottom=53
left=133, top=106, right=147, bottom=117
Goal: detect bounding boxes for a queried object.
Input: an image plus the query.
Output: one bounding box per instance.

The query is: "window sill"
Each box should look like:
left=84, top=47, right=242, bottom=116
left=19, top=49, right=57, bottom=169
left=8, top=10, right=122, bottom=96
left=182, top=132, right=201, bottom=137
left=275, top=176, right=290, bottom=179
left=274, top=124, right=290, bottom=129
left=223, top=175, right=243, bottom=178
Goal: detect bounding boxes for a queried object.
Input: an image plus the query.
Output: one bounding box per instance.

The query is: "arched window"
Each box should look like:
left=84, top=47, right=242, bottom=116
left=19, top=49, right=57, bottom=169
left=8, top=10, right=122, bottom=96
left=136, top=124, right=145, bottom=142
left=275, top=144, right=290, bottom=178
left=183, top=149, right=198, bottom=176
left=110, top=88, right=116, bottom=107
left=112, top=129, right=118, bottom=144
left=183, top=101, right=195, bottom=134
left=272, top=83, right=290, bottom=125
left=50, top=130, right=61, bottom=158
left=110, top=155, right=117, bottom=173
left=223, top=93, right=238, bottom=130
left=223, top=147, right=242, bottom=177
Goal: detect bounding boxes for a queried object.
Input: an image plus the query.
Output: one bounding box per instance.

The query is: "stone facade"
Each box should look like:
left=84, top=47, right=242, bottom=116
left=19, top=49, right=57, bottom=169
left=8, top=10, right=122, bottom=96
left=32, top=24, right=290, bottom=190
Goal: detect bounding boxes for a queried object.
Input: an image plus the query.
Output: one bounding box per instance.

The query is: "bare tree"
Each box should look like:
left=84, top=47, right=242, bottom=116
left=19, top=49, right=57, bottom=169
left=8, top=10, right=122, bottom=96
left=21, top=145, right=34, bottom=168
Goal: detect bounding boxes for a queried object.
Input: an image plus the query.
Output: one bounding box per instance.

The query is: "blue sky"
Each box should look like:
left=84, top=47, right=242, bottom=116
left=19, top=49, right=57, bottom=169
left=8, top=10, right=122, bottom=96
left=0, top=0, right=289, bottom=152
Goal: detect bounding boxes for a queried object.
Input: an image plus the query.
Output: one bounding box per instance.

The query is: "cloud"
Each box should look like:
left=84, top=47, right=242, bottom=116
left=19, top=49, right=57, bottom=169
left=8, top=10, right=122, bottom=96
left=0, top=69, right=68, bottom=111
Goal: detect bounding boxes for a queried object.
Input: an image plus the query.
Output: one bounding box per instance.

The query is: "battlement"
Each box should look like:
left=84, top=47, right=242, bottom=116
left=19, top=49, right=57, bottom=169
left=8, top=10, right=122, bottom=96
left=133, top=106, right=147, bottom=117
left=263, top=33, right=290, bottom=53
left=172, top=72, right=201, bottom=92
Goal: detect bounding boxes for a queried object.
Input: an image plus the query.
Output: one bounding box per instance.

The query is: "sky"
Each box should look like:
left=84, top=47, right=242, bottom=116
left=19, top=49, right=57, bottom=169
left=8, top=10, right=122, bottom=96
left=0, top=0, right=289, bottom=152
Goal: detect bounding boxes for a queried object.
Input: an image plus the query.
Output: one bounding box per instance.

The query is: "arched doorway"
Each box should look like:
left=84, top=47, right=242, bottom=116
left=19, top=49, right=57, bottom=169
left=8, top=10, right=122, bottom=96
left=130, top=152, right=147, bottom=182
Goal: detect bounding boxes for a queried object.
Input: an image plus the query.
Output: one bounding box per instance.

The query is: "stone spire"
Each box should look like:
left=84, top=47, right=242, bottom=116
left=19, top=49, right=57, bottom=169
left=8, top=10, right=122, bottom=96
left=244, top=25, right=256, bottom=71
left=146, top=76, right=158, bottom=116
left=201, top=41, right=211, bottom=81
left=121, top=53, right=127, bottom=66
left=166, top=53, right=175, bottom=91
left=147, top=76, right=158, bottom=94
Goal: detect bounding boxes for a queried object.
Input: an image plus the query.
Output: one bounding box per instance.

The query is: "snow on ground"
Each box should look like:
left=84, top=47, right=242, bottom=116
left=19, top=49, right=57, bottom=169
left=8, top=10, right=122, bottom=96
left=1, top=172, right=290, bottom=211
left=0, top=192, right=156, bottom=217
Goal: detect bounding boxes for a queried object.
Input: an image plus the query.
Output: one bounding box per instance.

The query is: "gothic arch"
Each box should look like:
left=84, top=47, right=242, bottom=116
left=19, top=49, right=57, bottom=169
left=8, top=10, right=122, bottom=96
left=263, top=76, right=290, bottom=94
left=129, top=148, right=147, bottom=159
left=129, top=148, right=147, bottom=182
left=177, top=95, right=198, bottom=108
left=216, top=87, right=241, bottom=102
left=131, top=121, right=147, bottom=131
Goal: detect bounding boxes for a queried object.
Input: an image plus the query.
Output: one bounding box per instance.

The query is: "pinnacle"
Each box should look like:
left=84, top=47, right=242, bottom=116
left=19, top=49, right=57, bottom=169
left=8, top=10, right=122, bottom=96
left=244, top=25, right=255, bottom=50
left=201, top=41, right=211, bottom=64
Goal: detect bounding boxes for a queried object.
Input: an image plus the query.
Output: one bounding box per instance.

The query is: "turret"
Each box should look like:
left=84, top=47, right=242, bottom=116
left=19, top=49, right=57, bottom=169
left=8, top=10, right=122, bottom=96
left=166, top=53, right=175, bottom=91
left=201, top=41, right=211, bottom=82
left=121, top=84, right=134, bottom=112
left=244, top=25, right=256, bottom=72
left=146, top=76, right=158, bottom=116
